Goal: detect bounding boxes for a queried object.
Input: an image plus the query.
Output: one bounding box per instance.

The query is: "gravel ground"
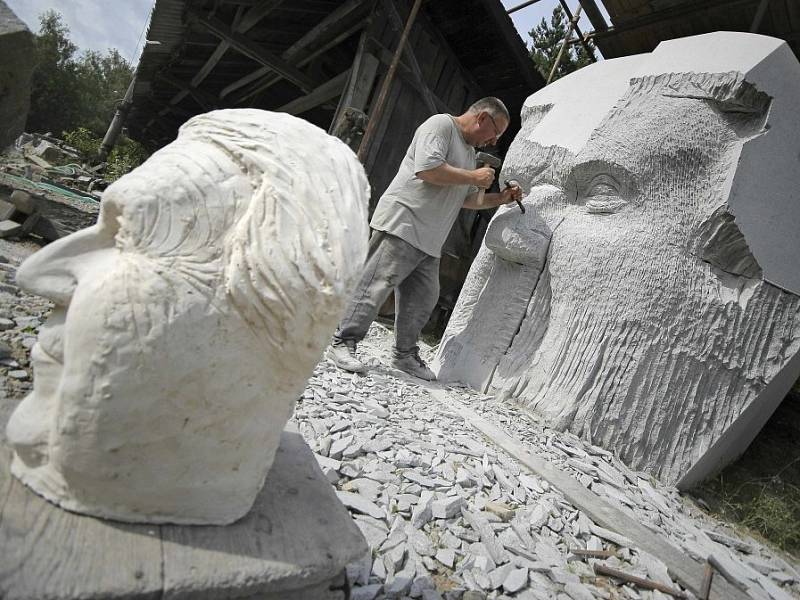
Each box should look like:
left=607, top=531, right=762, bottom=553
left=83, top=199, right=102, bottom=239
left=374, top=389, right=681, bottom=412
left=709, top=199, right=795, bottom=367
left=0, top=244, right=798, bottom=600
left=293, top=325, right=800, bottom=600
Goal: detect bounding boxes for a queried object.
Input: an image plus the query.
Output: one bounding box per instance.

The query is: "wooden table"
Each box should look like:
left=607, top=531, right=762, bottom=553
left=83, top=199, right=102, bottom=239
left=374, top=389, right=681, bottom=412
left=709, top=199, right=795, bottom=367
left=0, top=396, right=366, bottom=599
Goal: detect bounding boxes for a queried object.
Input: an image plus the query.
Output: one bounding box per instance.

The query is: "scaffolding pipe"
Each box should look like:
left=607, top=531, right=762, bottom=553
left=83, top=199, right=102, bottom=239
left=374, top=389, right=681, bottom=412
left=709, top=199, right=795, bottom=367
left=99, top=75, right=136, bottom=161
left=547, top=4, right=582, bottom=83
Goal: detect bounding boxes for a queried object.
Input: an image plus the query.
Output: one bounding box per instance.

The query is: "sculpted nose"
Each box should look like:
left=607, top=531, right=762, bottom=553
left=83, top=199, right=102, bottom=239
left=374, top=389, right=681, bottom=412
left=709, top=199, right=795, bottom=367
left=16, top=225, right=111, bottom=306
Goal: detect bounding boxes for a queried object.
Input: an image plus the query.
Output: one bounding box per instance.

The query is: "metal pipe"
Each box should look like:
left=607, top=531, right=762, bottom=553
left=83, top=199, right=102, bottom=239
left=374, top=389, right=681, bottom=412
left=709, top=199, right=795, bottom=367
left=99, top=74, right=136, bottom=161
left=357, top=0, right=424, bottom=163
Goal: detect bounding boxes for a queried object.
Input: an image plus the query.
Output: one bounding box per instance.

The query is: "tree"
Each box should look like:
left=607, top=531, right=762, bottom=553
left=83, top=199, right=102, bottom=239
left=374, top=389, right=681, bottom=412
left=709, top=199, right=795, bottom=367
left=26, top=10, right=82, bottom=135
left=26, top=11, right=135, bottom=138
left=529, top=5, right=595, bottom=83
left=25, top=11, right=146, bottom=176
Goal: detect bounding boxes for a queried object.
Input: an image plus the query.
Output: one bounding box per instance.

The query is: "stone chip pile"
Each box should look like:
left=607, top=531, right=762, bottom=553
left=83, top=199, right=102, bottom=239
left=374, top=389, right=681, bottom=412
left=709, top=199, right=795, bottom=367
left=0, top=243, right=798, bottom=600
left=293, top=325, right=800, bottom=600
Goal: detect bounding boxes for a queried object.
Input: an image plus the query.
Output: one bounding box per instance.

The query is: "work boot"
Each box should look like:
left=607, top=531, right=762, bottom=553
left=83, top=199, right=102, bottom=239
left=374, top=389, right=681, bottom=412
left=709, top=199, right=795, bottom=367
left=392, top=348, right=436, bottom=381
left=326, top=340, right=366, bottom=373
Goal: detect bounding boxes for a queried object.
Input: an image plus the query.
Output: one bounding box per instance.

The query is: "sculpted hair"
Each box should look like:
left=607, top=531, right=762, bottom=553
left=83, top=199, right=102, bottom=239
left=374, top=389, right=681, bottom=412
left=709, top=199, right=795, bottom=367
left=468, top=97, right=510, bottom=122
left=101, top=109, right=370, bottom=355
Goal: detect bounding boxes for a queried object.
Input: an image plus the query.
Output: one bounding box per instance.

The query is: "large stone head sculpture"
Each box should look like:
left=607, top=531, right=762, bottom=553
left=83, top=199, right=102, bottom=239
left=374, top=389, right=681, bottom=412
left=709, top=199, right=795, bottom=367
left=5, top=109, right=369, bottom=523
left=435, top=33, right=800, bottom=488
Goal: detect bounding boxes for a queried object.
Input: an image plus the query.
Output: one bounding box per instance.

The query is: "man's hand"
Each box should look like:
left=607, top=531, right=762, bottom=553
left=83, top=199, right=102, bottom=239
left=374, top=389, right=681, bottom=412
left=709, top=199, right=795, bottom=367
left=500, top=182, right=523, bottom=204
left=473, top=167, right=495, bottom=189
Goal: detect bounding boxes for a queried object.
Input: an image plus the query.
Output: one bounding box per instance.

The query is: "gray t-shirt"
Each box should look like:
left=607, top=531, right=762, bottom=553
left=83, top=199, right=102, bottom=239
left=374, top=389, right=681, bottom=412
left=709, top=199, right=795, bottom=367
left=370, top=114, right=477, bottom=257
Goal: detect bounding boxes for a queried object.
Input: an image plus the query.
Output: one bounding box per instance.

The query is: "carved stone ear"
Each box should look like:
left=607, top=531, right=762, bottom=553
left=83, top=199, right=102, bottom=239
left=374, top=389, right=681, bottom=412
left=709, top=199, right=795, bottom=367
left=694, top=204, right=762, bottom=279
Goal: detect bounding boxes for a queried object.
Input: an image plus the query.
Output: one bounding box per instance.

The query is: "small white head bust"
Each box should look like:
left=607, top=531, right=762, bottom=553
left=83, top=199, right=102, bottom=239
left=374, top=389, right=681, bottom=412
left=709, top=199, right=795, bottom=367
left=5, top=109, right=370, bottom=524
left=435, top=32, right=800, bottom=488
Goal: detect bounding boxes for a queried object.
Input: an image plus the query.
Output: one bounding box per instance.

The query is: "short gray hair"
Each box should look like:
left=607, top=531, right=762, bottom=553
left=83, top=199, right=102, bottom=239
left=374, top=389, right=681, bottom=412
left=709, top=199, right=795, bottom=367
left=468, top=97, right=510, bottom=122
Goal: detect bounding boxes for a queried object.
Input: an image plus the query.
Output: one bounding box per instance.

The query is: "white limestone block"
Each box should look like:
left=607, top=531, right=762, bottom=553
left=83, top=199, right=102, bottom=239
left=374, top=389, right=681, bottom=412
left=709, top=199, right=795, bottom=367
left=435, top=32, right=800, bottom=488
left=5, top=109, right=370, bottom=524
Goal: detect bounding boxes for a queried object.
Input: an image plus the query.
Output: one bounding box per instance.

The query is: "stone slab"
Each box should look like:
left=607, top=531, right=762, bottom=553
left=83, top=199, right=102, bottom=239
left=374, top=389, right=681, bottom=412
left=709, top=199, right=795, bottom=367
left=0, top=398, right=367, bottom=600
left=0, top=1, right=34, bottom=149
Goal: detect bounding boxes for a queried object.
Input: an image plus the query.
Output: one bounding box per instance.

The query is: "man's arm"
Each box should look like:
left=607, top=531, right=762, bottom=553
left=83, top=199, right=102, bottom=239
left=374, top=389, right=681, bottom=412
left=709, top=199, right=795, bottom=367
left=416, top=163, right=494, bottom=188
left=463, top=184, right=523, bottom=210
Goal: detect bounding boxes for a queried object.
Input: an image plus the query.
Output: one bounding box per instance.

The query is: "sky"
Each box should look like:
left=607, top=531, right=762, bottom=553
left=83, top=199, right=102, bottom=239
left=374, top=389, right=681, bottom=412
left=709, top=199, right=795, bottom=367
left=6, top=0, right=155, bottom=64
left=6, top=0, right=611, bottom=66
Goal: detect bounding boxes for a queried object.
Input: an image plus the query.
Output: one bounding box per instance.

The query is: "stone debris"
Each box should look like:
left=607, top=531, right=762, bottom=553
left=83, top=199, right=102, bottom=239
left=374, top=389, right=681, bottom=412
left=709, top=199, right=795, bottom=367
left=288, top=325, right=800, bottom=600
left=1, top=272, right=797, bottom=600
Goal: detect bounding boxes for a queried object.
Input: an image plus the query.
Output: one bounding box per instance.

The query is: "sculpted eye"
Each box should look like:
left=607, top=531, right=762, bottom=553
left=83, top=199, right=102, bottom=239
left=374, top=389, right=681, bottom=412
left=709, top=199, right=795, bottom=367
left=568, top=161, right=638, bottom=214
left=586, top=175, right=619, bottom=198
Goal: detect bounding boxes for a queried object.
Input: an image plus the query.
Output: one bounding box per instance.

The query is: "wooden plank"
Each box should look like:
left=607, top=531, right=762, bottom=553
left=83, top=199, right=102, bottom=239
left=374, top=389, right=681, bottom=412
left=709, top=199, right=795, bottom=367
left=277, top=69, right=351, bottom=115
left=222, top=0, right=369, bottom=102
left=0, top=398, right=163, bottom=600
left=189, top=1, right=285, bottom=89
left=421, top=385, right=752, bottom=600
left=370, top=40, right=451, bottom=113
left=284, top=0, right=370, bottom=64
left=592, top=0, right=757, bottom=40
left=190, top=9, right=318, bottom=93
left=160, top=428, right=366, bottom=598
left=383, top=0, right=438, bottom=114
left=234, top=22, right=365, bottom=105
left=0, top=404, right=366, bottom=599
left=330, top=18, right=382, bottom=133
left=0, top=174, right=99, bottom=241
left=157, top=73, right=217, bottom=111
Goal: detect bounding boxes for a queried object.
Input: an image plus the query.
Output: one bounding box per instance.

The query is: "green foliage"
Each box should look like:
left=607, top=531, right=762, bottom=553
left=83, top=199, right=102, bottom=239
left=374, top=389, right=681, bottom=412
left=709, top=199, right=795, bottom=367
left=105, top=136, right=148, bottom=181
left=692, top=389, right=800, bottom=556
left=27, top=11, right=135, bottom=139
left=529, top=6, right=595, bottom=83
left=63, top=127, right=147, bottom=181
left=62, top=127, right=102, bottom=158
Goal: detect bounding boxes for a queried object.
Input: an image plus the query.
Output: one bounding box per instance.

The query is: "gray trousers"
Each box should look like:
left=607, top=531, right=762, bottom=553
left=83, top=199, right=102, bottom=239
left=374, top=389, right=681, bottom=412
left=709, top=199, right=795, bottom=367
left=334, top=231, right=440, bottom=356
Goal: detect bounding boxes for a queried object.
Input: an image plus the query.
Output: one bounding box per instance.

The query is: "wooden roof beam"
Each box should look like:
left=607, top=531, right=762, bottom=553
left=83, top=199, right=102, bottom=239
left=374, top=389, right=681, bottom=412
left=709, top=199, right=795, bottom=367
left=591, top=0, right=758, bottom=41
left=226, top=18, right=368, bottom=104
left=276, top=69, right=351, bottom=115
left=221, top=0, right=370, bottom=101
left=188, top=8, right=318, bottom=93
left=190, top=0, right=287, bottom=89
left=156, top=73, right=218, bottom=112
left=578, top=0, right=608, bottom=32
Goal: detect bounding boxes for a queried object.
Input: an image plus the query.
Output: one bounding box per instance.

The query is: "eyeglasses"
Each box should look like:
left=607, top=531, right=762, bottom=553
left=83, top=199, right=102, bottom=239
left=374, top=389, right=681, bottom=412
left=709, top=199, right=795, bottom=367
left=486, top=113, right=502, bottom=140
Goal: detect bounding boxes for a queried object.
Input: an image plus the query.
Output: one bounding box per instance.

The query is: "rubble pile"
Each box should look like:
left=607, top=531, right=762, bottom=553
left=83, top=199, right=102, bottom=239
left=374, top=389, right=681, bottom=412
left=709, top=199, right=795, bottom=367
left=0, top=134, right=101, bottom=242
left=2, top=132, right=108, bottom=200
left=1, top=246, right=798, bottom=600
left=293, top=326, right=800, bottom=600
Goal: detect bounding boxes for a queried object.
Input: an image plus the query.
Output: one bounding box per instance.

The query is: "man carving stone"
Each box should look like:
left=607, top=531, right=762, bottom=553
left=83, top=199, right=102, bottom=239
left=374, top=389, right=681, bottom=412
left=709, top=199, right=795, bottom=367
left=5, top=109, right=370, bottom=524
left=434, top=33, right=800, bottom=487
left=327, top=97, right=522, bottom=380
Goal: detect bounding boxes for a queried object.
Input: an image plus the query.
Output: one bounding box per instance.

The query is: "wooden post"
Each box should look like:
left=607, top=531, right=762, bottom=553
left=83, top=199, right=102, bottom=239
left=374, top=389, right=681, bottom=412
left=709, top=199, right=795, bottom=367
left=383, top=0, right=438, bottom=114
left=356, top=0, right=424, bottom=163
left=547, top=4, right=583, bottom=84
left=749, top=0, right=771, bottom=32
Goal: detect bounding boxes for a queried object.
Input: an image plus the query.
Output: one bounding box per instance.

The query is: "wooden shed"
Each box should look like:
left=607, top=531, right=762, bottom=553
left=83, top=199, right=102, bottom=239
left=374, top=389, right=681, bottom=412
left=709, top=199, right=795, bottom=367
left=127, top=0, right=544, bottom=334
left=575, top=0, right=800, bottom=60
